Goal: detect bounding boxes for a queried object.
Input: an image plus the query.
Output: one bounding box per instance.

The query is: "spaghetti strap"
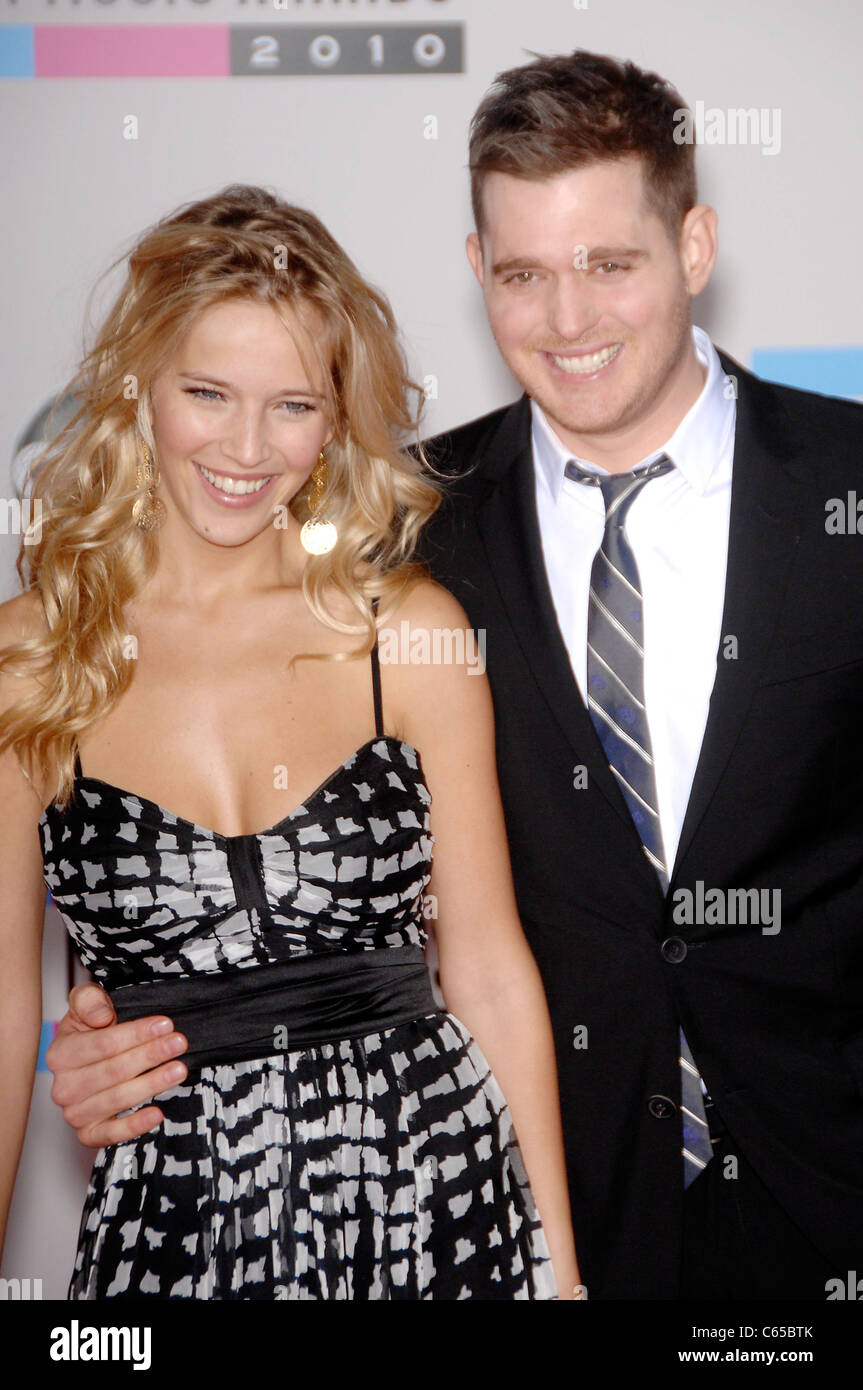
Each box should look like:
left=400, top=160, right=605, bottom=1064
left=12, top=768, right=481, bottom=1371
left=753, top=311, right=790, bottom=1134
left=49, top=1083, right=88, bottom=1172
left=370, top=596, right=384, bottom=738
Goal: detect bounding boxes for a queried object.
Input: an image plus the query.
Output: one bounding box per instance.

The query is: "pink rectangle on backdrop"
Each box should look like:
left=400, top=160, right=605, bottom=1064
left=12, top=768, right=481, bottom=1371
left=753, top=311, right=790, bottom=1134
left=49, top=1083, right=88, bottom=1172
left=35, top=25, right=229, bottom=79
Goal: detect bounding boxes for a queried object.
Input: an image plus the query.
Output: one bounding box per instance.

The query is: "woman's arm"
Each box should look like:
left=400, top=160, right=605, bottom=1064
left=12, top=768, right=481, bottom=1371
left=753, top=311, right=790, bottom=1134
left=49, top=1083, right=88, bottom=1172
left=0, top=594, right=52, bottom=1259
left=387, top=579, right=583, bottom=1300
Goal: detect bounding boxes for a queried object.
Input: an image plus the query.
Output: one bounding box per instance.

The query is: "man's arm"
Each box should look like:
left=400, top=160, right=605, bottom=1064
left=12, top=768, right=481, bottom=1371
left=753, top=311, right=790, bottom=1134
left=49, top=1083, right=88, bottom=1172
left=46, top=985, right=188, bottom=1146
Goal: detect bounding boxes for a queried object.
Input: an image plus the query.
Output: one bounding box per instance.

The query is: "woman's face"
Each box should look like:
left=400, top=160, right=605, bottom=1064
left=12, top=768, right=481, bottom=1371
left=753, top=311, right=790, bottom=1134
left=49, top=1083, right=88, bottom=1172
left=149, top=297, right=334, bottom=547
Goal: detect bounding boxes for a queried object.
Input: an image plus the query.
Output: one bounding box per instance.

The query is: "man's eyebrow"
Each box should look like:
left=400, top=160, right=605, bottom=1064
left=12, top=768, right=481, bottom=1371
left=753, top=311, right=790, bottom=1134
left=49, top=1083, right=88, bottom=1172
left=491, top=257, right=546, bottom=276
left=490, top=247, right=647, bottom=275
left=586, top=247, right=647, bottom=262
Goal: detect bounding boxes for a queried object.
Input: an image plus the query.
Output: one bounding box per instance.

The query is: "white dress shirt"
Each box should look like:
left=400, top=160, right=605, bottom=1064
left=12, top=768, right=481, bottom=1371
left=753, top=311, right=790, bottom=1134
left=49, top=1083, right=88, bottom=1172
left=531, top=325, right=736, bottom=874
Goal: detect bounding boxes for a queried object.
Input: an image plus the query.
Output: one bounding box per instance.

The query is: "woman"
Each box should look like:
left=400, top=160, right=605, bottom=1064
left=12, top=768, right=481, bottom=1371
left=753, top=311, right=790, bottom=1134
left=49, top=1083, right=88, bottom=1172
left=0, top=185, right=580, bottom=1299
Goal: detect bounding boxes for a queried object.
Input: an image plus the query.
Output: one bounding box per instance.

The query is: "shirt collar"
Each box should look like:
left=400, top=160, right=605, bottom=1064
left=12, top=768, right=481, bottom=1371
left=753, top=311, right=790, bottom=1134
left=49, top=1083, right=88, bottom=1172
left=530, top=325, right=736, bottom=504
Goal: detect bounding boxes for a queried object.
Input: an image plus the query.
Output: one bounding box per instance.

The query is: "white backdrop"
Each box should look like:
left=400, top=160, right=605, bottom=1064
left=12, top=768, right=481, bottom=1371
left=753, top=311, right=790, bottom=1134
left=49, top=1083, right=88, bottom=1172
left=2, top=0, right=862, bottom=1297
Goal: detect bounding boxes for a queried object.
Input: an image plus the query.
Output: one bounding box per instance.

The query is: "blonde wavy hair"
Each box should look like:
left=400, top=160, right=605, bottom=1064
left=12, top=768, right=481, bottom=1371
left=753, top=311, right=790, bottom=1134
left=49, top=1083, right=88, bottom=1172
left=1, top=184, right=443, bottom=810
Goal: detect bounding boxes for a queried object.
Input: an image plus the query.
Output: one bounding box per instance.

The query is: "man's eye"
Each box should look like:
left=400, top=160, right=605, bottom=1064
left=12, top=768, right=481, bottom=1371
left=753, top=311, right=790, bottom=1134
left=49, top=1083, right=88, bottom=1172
left=596, top=262, right=626, bottom=274
left=505, top=271, right=536, bottom=285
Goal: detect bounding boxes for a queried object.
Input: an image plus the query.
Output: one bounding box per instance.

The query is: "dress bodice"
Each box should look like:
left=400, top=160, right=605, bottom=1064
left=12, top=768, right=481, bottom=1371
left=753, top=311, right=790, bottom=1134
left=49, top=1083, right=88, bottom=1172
left=40, top=735, right=433, bottom=991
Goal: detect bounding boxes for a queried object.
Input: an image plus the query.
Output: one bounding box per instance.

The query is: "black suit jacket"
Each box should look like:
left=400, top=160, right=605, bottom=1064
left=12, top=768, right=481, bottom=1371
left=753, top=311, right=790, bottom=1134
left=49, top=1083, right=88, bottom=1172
left=412, top=351, right=863, bottom=1299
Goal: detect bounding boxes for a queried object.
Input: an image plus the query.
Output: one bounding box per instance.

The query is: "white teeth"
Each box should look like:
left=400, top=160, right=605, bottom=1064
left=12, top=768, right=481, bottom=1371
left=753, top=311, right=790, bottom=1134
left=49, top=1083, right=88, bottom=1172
left=550, top=344, right=621, bottom=375
left=198, top=463, right=274, bottom=496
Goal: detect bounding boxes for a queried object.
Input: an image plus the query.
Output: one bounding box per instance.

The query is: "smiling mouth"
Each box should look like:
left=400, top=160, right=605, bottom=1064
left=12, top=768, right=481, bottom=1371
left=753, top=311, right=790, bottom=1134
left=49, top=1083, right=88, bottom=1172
left=547, top=344, right=622, bottom=375
left=195, top=462, right=277, bottom=496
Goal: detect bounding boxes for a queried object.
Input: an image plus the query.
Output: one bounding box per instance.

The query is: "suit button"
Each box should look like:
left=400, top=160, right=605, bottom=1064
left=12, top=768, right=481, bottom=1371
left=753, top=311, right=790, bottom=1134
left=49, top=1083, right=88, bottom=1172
left=648, top=1094, right=677, bottom=1119
left=661, top=936, right=687, bottom=963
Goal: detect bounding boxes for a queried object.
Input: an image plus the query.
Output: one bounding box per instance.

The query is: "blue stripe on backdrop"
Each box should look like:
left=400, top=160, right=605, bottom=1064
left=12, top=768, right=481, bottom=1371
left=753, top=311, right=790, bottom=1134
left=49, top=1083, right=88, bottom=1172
left=752, top=346, right=863, bottom=401
left=0, top=26, right=34, bottom=78
left=36, top=1020, right=57, bottom=1073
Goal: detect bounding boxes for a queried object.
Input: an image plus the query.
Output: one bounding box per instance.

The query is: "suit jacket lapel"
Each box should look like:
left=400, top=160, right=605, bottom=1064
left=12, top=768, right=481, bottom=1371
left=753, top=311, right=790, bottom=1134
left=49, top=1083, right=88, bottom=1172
left=670, top=353, right=808, bottom=882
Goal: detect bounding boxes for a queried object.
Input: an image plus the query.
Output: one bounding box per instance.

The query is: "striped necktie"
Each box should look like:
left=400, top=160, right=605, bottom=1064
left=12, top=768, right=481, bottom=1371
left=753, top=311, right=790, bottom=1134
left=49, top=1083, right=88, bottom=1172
left=565, top=452, right=714, bottom=1187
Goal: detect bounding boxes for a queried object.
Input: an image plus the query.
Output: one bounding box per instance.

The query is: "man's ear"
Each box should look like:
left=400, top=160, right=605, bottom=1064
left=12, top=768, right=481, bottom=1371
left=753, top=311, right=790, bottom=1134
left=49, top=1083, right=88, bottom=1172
left=680, top=204, right=718, bottom=297
left=465, top=232, right=484, bottom=286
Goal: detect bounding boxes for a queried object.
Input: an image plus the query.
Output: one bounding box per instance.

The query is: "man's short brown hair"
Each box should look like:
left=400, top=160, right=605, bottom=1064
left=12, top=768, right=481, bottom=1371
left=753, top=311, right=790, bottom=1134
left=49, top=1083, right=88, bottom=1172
left=469, top=49, right=697, bottom=241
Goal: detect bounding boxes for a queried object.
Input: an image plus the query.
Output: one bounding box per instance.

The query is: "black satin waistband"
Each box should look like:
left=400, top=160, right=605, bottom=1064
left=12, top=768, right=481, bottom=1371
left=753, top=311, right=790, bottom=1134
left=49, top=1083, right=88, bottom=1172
left=110, top=946, right=442, bottom=1070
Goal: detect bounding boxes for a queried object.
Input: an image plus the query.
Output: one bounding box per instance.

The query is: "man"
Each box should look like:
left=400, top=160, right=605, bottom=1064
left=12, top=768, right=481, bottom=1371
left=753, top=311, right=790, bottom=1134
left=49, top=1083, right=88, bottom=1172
left=45, top=50, right=863, bottom=1299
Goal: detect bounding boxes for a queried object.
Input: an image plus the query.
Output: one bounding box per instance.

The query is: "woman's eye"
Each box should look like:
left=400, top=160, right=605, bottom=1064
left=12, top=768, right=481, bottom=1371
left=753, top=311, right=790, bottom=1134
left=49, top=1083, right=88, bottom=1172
left=184, top=390, right=313, bottom=414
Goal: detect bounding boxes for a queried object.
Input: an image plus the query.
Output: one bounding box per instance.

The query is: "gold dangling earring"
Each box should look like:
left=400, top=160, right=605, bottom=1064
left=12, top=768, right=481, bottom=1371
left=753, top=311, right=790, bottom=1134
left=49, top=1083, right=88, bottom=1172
left=132, top=441, right=167, bottom=531
left=300, top=451, right=338, bottom=555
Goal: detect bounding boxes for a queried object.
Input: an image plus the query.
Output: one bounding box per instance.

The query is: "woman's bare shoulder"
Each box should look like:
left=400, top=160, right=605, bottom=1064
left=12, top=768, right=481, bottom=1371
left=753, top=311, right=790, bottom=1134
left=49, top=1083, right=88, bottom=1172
left=319, top=571, right=470, bottom=635
left=383, top=575, right=472, bottom=633
left=377, top=577, right=487, bottom=747
left=0, top=592, right=48, bottom=689
left=0, top=588, right=47, bottom=647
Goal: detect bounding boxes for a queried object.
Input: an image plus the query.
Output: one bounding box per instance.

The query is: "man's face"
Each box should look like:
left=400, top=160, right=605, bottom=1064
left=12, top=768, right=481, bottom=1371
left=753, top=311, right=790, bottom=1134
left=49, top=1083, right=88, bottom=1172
left=467, top=158, right=714, bottom=459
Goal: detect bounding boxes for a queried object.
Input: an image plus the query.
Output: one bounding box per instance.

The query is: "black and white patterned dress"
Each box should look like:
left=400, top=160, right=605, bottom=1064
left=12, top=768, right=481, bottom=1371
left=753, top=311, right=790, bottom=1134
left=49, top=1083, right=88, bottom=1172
left=39, top=628, right=559, bottom=1300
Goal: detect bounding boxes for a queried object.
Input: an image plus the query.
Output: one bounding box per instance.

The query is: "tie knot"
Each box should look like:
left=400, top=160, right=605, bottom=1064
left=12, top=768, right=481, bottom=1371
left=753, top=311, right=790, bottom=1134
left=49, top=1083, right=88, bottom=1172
left=565, top=453, right=674, bottom=525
